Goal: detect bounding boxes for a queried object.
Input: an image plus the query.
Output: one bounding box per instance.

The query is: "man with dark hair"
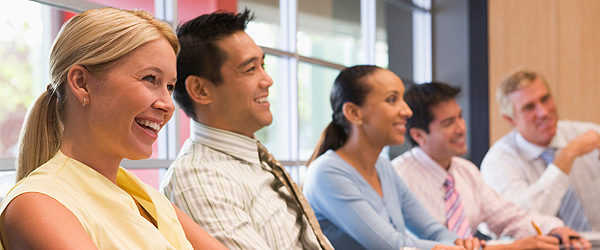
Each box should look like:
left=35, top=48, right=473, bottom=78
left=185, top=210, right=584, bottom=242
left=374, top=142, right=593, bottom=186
left=160, top=10, right=332, bottom=250
left=391, top=82, right=590, bottom=249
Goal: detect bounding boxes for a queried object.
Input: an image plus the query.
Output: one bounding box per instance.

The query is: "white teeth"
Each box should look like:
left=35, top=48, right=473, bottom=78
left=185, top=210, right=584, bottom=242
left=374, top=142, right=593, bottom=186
left=255, top=97, right=268, bottom=103
left=135, top=119, right=161, bottom=132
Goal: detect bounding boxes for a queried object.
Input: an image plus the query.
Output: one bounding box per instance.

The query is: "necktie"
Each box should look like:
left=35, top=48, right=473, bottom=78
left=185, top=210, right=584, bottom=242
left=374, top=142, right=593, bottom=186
left=257, top=142, right=334, bottom=250
left=444, top=175, right=472, bottom=238
left=540, top=148, right=592, bottom=231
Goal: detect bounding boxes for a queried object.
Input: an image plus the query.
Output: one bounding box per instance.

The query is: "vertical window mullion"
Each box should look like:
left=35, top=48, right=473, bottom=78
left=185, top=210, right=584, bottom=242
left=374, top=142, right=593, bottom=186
left=280, top=0, right=299, bottom=163
left=412, top=0, right=432, bottom=83
left=361, top=0, right=376, bottom=65
left=155, top=0, right=179, bottom=160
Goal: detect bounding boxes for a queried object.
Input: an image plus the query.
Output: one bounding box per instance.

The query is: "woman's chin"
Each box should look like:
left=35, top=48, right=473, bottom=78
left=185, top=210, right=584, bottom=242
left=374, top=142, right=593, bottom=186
left=125, top=150, right=153, bottom=161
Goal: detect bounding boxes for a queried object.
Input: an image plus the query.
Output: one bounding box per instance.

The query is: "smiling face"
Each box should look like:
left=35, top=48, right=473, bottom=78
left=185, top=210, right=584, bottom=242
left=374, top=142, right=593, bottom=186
left=211, top=31, right=274, bottom=137
left=358, top=69, right=413, bottom=147
left=86, top=38, right=177, bottom=161
left=505, top=77, right=557, bottom=146
left=417, top=99, right=468, bottom=167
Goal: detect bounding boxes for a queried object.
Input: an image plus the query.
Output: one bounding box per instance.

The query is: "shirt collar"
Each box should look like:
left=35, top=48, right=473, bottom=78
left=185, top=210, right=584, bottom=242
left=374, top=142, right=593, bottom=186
left=190, top=120, right=261, bottom=165
left=410, top=147, right=453, bottom=187
left=514, top=130, right=565, bottom=161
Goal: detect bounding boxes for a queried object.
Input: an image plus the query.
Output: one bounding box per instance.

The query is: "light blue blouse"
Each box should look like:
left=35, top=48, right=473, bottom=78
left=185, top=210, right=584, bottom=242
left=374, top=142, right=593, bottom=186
left=303, top=150, right=458, bottom=250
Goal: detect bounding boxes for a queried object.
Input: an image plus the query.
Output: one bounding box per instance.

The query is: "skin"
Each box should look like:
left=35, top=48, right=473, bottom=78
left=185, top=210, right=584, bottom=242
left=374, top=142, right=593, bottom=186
left=484, top=235, right=559, bottom=250
left=416, top=96, right=590, bottom=250
left=187, top=30, right=273, bottom=137
left=548, top=227, right=592, bottom=250
left=0, top=38, right=227, bottom=250
left=503, top=77, right=600, bottom=174
left=502, top=77, right=595, bottom=249
left=337, top=69, right=413, bottom=197
left=411, top=99, right=468, bottom=170
left=334, top=69, right=476, bottom=250
left=503, top=77, right=558, bottom=148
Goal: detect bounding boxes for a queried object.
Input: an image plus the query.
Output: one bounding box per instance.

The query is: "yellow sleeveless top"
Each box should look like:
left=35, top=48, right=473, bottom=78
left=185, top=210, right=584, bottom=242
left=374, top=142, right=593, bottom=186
left=0, top=151, right=193, bottom=249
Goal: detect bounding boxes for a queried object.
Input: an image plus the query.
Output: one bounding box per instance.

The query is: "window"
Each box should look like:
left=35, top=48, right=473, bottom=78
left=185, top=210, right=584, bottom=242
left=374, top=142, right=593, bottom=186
left=0, top=0, right=78, bottom=196
left=0, top=0, right=431, bottom=189
left=238, top=0, right=432, bottom=182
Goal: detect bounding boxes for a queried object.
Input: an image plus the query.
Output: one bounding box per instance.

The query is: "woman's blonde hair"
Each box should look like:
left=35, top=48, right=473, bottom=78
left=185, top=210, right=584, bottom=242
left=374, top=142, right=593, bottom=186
left=16, top=7, right=179, bottom=180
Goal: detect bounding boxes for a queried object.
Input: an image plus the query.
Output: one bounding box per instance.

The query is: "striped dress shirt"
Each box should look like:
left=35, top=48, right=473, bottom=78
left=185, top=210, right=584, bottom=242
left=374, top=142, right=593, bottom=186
left=481, top=120, right=600, bottom=231
left=392, top=147, right=565, bottom=239
left=160, top=121, right=321, bottom=250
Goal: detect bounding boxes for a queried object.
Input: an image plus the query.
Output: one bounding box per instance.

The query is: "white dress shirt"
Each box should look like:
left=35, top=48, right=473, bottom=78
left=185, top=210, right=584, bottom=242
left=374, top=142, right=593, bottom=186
left=393, top=147, right=565, bottom=239
left=481, top=120, right=600, bottom=230
left=160, top=120, right=321, bottom=250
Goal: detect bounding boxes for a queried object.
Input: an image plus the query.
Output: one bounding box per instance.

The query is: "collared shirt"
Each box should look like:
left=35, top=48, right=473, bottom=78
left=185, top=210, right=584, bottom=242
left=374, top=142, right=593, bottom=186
left=303, top=150, right=458, bottom=250
left=160, top=120, right=321, bottom=250
left=393, top=147, right=564, bottom=239
left=481, top=120, right=600, bottom=230
left=0, top=151, right=193, bottom=250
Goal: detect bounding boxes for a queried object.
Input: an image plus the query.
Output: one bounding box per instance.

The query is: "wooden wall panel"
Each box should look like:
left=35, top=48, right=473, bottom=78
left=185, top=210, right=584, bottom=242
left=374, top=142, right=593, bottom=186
left=489, top=0, right=600, bottom=145
left=557, top=0, right=600, bottom=122
left=488, top=0, right=558, bottom=144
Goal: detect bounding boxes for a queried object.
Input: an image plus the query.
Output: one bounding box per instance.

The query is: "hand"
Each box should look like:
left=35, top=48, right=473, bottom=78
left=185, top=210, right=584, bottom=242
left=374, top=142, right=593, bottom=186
left=549, top=227, right=592, bottom=250
left=509, top=235, right=559, bottom=250
left=455, top=237, right=484, bottom=250
left=555, top=130, right=600, bottom=173
left=432, top=244, right=465, bottom=250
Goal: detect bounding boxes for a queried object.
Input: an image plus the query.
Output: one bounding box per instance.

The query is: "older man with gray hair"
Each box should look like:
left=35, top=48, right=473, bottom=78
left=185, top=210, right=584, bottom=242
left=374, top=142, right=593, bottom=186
left=481, top=69, right=600, bottom=233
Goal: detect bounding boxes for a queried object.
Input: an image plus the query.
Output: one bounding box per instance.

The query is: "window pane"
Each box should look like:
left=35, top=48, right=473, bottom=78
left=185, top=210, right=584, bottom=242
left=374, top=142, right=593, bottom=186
left=298, top=0, right=362, bottom=66
left=375, top=0, right=431, bottom=83
left=297, top=62, right=340, bottom=160
left=238, top=0, right=281, bottom=49
left=0, top=0, right=57, bottom=159
left=85, top=0, right=155, bottom=13
left=375, top=0, right=389, bottom=68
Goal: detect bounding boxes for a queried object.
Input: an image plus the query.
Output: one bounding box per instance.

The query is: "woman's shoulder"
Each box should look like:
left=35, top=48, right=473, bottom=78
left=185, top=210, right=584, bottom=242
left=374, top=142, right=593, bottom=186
left=308, top=150, right=351, bottom=173
left=304, top=150, right=358, bottom=186
left=1, top=167, right=78, bottom=213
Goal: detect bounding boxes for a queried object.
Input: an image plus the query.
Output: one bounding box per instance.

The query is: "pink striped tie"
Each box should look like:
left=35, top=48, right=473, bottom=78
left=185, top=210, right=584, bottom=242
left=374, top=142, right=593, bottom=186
left=444, top=175, right=472, bottom=238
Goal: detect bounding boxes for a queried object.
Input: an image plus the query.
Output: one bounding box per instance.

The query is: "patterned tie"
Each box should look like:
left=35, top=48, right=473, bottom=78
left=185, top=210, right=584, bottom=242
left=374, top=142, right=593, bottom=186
left=540, top=148, right=592, bottom=231
left=444, top=175, right=472, bottom=238
left=257, top=142, right=334, bottom=250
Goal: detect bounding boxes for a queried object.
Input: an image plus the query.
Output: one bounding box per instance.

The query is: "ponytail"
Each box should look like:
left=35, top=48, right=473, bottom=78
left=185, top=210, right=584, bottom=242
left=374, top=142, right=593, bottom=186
left=14, top=8, right=179, bottom=181
left=307, top=65, right=380, bottom=166
left=16, top=90, right=63, bottom=181
left=307, top=121, right=348, bottom=166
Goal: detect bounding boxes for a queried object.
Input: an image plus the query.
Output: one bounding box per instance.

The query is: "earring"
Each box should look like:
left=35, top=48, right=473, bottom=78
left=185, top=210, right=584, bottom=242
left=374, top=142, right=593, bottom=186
left=82, top=97, right=86, bottom=107
left=357, top=120, right=363, bottom=125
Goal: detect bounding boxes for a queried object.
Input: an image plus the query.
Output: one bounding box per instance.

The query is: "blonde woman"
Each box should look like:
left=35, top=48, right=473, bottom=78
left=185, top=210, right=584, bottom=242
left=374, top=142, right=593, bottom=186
left=0, top=8, right=226, bottom=249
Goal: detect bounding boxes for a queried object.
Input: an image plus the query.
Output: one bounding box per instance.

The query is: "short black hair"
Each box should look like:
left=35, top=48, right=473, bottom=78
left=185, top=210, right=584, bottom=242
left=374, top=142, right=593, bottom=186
left=404, top=82, right=461, bottom=146
left=173, top=9, right=255, bottom=120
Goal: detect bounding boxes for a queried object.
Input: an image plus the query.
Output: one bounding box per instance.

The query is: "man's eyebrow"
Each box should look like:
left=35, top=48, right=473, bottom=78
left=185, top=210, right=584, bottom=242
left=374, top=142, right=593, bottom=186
left=237, top=53, right=265, bottom=69
left=440, top=110, right=462, bottom=125
left=440, top=116, right=455, bottom=125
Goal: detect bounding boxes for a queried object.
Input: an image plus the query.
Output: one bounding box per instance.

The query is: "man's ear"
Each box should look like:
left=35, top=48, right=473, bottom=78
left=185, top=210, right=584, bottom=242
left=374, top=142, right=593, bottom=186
left=502, top=114, right=516, bottom=127
left=342, top=102, right=362, bottom=125
left=409, top=127, right=427, bottom=146
left=66, top=65, right=90, bottom=106
left=186, top=75, right=214, bottom=105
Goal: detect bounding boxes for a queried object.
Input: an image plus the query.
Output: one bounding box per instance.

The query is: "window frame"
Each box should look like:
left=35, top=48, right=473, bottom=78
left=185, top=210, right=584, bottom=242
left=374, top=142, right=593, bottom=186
left=0, top=0, right=432, bottom=175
